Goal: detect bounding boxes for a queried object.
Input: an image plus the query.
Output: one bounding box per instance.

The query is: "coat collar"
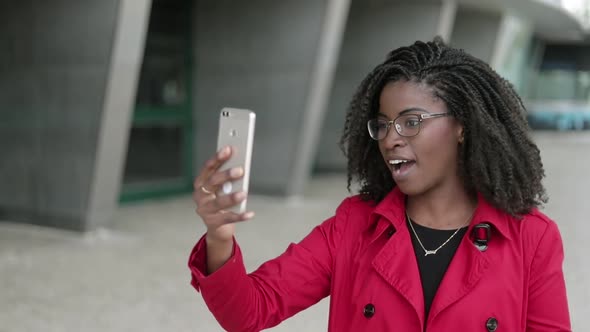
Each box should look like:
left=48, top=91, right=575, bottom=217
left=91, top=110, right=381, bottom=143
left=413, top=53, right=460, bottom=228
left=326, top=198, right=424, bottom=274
left=367, top=186, right=513, bottom=243
left=368, top=186, right=512, bottom=328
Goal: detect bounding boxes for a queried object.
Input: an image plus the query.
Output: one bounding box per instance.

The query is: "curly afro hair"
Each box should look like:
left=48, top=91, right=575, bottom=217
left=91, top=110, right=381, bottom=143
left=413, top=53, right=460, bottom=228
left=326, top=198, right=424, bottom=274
left=339, top=37, right=547, bottom=216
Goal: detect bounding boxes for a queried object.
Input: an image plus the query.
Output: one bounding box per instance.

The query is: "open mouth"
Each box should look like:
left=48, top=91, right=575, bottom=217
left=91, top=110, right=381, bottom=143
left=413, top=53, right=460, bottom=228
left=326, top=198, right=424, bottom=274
left=389, top=159, right=416, bottom=176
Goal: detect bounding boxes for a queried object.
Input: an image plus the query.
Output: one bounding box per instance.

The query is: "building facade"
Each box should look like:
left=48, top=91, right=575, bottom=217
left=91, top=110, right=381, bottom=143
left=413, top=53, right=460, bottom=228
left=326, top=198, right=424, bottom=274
left=0, top=0, right=587, bottom=230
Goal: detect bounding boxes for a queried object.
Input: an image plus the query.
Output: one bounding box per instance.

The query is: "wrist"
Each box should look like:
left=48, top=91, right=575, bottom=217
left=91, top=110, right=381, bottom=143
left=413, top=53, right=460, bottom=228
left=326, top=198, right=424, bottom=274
left=206, top=232, right=233, bottom=245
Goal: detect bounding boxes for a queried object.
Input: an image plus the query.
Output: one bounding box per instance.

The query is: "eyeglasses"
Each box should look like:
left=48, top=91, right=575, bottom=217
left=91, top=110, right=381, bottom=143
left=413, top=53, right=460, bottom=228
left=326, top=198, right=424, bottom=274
left=367, top=112, right=451, bottom=140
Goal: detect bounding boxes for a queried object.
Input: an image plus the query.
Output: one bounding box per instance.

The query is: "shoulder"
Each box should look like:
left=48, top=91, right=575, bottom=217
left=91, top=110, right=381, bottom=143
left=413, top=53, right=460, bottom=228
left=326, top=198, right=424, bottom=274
left=518, top=208, right=565, bottom=263
left=520, top=208, right=562, bottom=241
left=330, top=194, right=379, bottom=231
left=336, top=194, right=376, bottom=213
left=334, top=194, right=379, bottom=222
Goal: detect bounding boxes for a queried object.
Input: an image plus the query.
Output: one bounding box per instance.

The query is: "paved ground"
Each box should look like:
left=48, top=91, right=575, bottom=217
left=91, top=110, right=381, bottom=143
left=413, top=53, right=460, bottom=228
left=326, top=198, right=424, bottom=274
left=1, top=131, right=589, bottom=332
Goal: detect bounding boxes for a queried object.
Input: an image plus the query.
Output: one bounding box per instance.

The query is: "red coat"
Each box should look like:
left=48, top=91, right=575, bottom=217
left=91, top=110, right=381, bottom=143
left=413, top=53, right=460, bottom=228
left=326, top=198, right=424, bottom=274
left=188, top=187, right=571, bottom=331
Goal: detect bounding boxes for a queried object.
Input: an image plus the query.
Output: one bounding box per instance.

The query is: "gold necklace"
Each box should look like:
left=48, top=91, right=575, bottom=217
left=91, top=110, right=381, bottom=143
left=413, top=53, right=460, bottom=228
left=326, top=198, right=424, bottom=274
left=406, top=211, right=474, bottom=256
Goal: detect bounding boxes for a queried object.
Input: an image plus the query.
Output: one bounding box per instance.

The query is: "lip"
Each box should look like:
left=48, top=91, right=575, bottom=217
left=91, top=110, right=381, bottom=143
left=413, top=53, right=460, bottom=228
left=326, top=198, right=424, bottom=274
left=387, top=155, right=416, bottom=182
left=387, top=154, right=415, bottom=162
left=392, top=161, right=415, bottom=181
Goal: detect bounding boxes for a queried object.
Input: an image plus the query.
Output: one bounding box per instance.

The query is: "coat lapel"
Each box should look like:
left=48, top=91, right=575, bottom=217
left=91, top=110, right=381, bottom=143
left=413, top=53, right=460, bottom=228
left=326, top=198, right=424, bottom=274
left=372, top=222, right=426, bottom=327
left=427, top=192, right=512, bottom=323
left=426, top=223, right=494, bottom=324
left=369, top=188, right=426, bottom=328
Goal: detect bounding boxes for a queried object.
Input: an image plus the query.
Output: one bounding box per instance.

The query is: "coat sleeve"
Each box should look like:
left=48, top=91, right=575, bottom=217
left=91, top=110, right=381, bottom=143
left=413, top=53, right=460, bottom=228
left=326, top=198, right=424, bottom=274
left=526, top=220, right=571, bottom=332
left=187, top=197, right=352, bottom=332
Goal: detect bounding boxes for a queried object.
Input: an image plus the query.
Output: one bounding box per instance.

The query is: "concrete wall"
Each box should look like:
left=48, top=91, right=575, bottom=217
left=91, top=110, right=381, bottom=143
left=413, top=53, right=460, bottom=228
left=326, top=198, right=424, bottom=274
left=450, top=8, right=502, bottom=64
left=490, top=13, right=533, bottom=94
left=452, top=10, right=534, bottom=94
left=192, top=0, right=328, bottom=195
left=315, top=0, right=452, bottom=171
left=0, top=1, right=120, bottom=229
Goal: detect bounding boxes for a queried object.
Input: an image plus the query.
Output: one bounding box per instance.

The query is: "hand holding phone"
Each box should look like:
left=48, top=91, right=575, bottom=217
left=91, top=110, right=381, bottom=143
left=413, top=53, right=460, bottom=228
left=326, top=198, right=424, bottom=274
left=215, top=108, right=256, bottom=213
left=192, top=108, right=256, bottom=244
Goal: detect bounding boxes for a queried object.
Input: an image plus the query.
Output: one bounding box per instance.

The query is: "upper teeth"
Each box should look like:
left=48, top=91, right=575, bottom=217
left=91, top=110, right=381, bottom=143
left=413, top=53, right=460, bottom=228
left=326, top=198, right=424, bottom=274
left=390, top=160, right=410, bottom=165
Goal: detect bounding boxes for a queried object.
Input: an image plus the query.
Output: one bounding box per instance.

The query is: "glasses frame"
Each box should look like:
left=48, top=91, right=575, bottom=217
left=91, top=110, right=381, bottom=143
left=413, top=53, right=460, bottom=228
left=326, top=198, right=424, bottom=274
left=367, top=112, right=451, bottom=140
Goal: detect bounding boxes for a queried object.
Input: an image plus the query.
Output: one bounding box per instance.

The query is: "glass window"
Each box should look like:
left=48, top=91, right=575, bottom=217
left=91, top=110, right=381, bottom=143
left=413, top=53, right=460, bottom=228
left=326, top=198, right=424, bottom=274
left=123, top=125, right=184, bottom=185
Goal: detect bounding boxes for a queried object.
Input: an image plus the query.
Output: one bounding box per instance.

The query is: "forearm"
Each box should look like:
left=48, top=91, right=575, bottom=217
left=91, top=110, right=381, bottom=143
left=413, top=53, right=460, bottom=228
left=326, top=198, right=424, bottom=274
left=190, top=211, right=342, bottom=332
left=200, top=243, right=330, bottom=332
left=197, top=240, right=273, bottom=332
left=206, top=234, right=234, bottom=274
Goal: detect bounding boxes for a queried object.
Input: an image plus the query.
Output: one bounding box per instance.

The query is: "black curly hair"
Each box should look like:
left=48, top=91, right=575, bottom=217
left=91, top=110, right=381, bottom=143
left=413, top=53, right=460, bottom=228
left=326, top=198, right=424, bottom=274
left=339, top=37, right=547, bottom=216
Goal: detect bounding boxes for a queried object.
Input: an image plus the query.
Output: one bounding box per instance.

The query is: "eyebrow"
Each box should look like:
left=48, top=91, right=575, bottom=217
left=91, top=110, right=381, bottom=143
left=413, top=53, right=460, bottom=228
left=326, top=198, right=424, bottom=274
left=377, top=107, right=429, bottom=118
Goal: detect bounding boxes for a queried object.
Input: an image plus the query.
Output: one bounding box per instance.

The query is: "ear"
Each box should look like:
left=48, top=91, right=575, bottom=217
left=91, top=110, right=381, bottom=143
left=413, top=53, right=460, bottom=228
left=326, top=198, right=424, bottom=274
left=456, top=125, right=464, bottom=144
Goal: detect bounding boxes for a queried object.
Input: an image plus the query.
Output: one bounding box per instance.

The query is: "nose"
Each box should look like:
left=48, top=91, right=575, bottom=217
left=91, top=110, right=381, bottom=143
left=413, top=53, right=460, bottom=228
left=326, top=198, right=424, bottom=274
left=381, top=124, right=407, bottom=149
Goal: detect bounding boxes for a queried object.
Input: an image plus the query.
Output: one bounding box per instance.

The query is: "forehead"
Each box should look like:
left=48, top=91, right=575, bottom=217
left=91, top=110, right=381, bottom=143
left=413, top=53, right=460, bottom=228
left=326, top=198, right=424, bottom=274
left=378, top=80, right=445, bottom=116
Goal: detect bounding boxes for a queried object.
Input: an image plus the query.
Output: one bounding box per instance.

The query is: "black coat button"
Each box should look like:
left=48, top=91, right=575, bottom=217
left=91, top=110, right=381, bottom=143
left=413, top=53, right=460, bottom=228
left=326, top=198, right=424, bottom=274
left=363, top=304, right=375, bottom=318
left=486, top=317, right=498, bottom=331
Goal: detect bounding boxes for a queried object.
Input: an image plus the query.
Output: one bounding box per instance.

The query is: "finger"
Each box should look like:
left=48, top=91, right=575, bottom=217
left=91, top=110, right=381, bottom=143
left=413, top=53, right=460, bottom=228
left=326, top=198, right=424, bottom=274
left=192, top=184, right=216, bottom=204
left=193, top=189, right=216, bottom=208
left=208, top=210, right=255, bottom=227
left=194, top=189, right=220, bottom=218
left=223, top=211, right=255, bottom=224
left=206, top=166, right=244, bottom=190
left=194, top=147, right=230, bottom=189
left=194, top=146, right=232, bottom=189
left=199, top=191, right=247, bottom=215
left=197, top=166, right=244, bottom=201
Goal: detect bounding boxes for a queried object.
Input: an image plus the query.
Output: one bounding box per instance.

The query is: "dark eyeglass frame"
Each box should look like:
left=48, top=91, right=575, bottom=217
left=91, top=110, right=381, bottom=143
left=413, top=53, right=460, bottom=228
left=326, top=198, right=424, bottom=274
left=367, top=112, right=451, bottom=140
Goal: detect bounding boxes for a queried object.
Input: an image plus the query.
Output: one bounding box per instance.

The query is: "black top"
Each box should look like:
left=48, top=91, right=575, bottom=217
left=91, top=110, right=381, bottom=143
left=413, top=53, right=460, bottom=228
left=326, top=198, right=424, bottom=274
left=406, top=216, right=468, bottom=319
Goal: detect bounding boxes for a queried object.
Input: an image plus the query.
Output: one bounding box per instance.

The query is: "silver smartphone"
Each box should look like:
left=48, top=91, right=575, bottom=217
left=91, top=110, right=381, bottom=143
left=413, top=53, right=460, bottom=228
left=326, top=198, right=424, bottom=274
left=216, top=107, right=256, bottom=213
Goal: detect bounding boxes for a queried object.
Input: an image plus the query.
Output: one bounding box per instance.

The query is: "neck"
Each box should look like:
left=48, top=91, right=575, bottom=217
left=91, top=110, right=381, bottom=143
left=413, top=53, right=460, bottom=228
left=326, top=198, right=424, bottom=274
left=405, top=181, right=477, bottom=230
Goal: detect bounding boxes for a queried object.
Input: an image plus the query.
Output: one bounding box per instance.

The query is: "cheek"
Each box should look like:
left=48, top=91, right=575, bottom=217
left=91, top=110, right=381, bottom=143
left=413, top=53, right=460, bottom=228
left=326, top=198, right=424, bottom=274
left=415, top=128, right=459, bottom=169
left=378, top=142, right=388, bottom=161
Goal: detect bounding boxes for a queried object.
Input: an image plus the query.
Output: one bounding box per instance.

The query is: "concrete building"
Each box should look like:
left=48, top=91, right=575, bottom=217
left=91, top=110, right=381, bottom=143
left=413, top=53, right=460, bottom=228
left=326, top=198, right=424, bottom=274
left=1, top=0, right=588, bottom=231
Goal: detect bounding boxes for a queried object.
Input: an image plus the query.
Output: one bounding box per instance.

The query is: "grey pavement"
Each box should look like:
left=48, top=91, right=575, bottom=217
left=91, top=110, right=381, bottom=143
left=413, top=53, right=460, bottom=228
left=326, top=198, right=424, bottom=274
left=1, top=132, right=589, bottom=332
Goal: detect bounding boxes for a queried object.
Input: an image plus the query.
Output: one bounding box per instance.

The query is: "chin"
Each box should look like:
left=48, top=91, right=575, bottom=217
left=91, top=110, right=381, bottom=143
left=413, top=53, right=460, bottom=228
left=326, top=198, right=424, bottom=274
left=395, top=181, right=427, bottom=197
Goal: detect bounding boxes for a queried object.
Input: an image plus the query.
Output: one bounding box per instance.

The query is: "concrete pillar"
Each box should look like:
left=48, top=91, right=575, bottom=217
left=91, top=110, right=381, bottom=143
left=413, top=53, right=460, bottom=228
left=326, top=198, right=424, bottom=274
left=286, top=0, right=351, bottom=197
left=86, top=0, right=152, bottom=229
left=0, top=1, right=151, bottom=230
left=490, top=13, right=534, bottom=94
left=193, top=0, right=347, bottom=196
left=451, top=9, right=533, bottom=94
left=450, top=7, right=502, bottom=63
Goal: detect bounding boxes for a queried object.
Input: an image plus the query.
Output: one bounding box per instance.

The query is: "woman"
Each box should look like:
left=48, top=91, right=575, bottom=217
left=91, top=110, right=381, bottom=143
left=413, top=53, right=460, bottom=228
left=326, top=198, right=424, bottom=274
left=188, top=38, right=571, bottom=331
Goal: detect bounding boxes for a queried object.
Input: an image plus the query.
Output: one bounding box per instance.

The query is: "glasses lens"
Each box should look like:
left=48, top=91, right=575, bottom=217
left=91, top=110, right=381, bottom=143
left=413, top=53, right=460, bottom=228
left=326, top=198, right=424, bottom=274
left=367, top=119, right=388, bottom=140
left=394, top=114, right=420, bottom=137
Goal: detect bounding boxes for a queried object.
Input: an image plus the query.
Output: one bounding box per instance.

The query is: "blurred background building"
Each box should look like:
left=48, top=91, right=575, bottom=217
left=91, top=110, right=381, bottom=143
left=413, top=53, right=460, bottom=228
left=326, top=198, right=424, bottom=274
left=1, top=0, right=589, bottom=230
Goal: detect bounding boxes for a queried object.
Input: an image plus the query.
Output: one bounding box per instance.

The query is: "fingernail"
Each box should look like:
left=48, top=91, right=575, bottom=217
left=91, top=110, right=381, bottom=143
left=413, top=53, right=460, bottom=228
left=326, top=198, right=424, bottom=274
left=218, top=146, right=230, bottom=158
left=230, top=167, right=244, bottom=177
left=244, top=212, right=255, bottom=219
left=235, top=191, right=246, bottom=200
